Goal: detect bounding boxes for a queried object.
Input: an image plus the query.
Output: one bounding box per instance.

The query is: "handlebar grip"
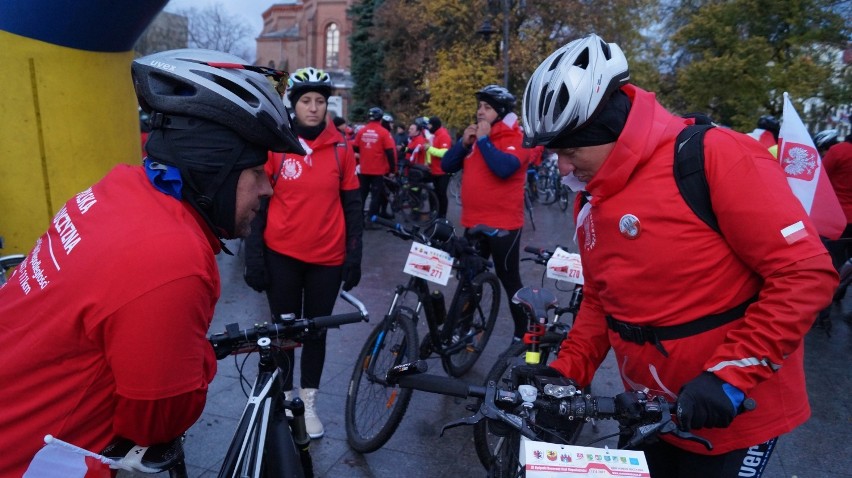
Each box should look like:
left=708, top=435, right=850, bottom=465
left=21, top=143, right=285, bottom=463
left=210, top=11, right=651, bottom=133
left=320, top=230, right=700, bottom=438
left=397, top=374, right=479, bottom=399
left=524, top=245, right=547, bottom=255
left=311, top=312, right=366, bottom=329
left=371, top=215, right=399, bottom=230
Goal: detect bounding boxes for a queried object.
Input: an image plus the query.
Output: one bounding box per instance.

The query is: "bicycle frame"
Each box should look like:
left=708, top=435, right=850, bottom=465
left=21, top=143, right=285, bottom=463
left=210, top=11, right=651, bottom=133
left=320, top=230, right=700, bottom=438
left=218, top=341, right=306, bottom=478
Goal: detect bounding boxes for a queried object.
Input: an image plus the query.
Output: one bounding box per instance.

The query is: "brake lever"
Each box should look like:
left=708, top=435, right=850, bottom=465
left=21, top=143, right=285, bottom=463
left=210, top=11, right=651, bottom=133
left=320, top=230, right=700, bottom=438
left=623, top=410, right=712, bottom=451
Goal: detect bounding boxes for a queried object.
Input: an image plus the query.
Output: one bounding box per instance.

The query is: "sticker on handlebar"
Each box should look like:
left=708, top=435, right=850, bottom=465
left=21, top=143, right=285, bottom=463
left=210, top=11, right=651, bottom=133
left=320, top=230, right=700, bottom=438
left=520, top=437, right=650, bottom=477
left=546, top=248, right=584, bottom=285
left=402, top=242, right=454, bottom=286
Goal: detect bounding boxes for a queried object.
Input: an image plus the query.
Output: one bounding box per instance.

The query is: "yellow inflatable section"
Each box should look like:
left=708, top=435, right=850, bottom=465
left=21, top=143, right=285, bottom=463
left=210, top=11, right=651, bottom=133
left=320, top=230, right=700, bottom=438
left=0, top=1, right=166, bottom=254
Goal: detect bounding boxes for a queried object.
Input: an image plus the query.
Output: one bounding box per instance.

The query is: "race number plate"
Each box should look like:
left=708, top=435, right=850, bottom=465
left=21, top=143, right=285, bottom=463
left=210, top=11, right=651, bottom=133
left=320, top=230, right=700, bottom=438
left=402, top=242, right=454, bottom=286
left=546, top=248, right=584, bottom=284
left=521, top=438, right=650, bottom=477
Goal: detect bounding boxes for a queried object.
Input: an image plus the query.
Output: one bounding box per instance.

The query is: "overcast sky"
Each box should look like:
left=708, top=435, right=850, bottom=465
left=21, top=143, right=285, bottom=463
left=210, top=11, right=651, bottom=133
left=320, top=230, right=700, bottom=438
left=163, top=0, right=276, bottom=37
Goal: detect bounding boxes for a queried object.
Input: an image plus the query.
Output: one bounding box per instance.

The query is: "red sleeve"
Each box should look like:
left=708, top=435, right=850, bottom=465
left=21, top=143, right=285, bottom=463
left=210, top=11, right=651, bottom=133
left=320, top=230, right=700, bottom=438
left=382, top=129, right=396, bottom=150
left=113, top=389, right=207, bottom=445
left=104, top=275, right=217, bottom=442
left=549, top=280, right=612, bottom=388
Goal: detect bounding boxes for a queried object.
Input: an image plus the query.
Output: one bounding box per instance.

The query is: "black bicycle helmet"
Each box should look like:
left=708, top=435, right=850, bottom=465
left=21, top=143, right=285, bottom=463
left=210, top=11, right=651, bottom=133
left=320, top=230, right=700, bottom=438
left=414, top=116, right=430, bottom=130
left=132, top=48, right=303, bottom=154
left=757, top=115, right=780, bottom=137
left=287, top=67, right=333, bottom=103
left=475, top=85, right=516, bottom=118
left=368, top=107, right=384, bottom=121
left=814, top=129, right=839, bottom=151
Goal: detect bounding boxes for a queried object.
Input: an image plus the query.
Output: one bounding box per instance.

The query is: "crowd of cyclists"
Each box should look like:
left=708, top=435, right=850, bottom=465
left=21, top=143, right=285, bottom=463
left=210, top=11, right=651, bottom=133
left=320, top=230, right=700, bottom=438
left=1, top=31, right=850, bottom=478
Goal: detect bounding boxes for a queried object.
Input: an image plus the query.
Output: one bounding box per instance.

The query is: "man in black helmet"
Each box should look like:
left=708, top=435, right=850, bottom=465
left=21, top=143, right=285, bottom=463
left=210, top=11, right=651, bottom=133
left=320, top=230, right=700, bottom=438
left=0, top=48, right=305, bottom=477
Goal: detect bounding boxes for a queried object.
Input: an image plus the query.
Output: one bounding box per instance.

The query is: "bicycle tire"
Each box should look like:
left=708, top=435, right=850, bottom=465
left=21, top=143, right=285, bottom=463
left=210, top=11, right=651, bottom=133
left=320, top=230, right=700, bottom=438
left=345, top=307, right=418, bottom=453
left=0, top=254, right=25, bottom=285
left=473, top=342, right=586, bottom=474
left=524, top=194, right=536, bottom=231
left=558, top=185, right=571, bottom=212
left=400, top=185, right=439, bottom=226
left=441, top=273, right=500, bottom=377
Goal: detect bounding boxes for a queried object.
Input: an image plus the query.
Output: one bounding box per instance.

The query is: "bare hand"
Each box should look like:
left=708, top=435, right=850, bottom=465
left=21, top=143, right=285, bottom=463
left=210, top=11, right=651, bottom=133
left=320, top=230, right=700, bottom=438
left=462, top=124, right=478, bottom=148
left=476, top=119, right=491, bottom=139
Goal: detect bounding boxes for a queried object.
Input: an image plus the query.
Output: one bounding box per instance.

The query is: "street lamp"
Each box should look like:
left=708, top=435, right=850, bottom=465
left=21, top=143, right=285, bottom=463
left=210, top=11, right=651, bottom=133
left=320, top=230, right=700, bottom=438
left=476, top=0, right=524, bottom=88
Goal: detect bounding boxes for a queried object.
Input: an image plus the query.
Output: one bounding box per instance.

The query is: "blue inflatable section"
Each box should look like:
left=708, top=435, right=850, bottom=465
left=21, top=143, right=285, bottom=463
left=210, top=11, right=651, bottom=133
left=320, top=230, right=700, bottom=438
left=0, top=0, right=169, bottom=52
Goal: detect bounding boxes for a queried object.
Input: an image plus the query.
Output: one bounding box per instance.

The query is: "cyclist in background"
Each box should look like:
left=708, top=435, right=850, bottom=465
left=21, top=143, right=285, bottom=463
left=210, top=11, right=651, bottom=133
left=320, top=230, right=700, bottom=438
left=522, top=34, right=837, bottom=477
left=821, top=132, right=852, bottom=268
left=425, top=116, right=452, bottom=218
left=246, top=67, right=362, bottom=439
left=0, top=49, right=305, bottom=477
left=441, top=84, right=530, bottom=341
left=405, top=118, right=429, bottom=168
left=354, top=107, right=396, bottom=224
left=747, top=114, right=781, bottom=157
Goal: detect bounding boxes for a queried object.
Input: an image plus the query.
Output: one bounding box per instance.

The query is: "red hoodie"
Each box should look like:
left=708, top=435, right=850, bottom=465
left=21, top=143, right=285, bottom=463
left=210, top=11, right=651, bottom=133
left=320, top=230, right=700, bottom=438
left=550, top=84, right=837, bottom=454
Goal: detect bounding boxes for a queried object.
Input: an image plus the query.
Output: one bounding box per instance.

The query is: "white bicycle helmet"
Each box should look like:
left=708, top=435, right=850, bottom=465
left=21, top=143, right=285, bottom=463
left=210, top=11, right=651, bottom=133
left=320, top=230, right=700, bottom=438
left=132, top=48, right=302, bottom=154
left=814, top=129, right=839, bottom=151
left=522, top=34, right=630, bottom=147
left=287, top=67, right=333, bottom=102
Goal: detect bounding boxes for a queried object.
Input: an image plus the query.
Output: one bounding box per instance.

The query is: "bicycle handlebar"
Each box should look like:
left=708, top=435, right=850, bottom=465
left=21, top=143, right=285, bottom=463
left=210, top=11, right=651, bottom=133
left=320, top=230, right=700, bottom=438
left=387, top=360, right=716, bottom=450
left=209, top=291, right=368, bottom=359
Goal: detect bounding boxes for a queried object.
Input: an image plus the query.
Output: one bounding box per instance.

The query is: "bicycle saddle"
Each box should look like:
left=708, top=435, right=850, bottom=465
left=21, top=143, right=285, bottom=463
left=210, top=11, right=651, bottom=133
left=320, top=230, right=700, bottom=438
left=512, top=287, right=558, bottom=320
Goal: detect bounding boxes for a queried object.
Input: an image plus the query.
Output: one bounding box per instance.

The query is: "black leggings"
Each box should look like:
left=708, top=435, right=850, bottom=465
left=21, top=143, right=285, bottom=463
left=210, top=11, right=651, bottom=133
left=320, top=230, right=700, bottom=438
left=359, top=174, right=387, bottom=218
left=631, top=437, right=777, bottom=478
left=467, top=227, right=526, bottom=338
left=431, top=174, right=450, bottom=218
left=264, top=249, right=342, bottom=390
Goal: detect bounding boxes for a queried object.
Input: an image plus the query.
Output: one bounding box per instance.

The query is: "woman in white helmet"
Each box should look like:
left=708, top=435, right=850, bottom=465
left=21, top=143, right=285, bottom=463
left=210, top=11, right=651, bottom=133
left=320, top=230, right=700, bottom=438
left=524, top=34, right=837, bottom=478
left=244, top=66, right=362, bottom=439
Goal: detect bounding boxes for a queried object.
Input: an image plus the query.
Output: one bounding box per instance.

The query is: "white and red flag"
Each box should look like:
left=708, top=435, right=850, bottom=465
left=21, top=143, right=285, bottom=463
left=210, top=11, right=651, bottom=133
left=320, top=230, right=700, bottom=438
left=778, top=92, right=846, bottom=240
left=23, top=435, right=115, bottom=478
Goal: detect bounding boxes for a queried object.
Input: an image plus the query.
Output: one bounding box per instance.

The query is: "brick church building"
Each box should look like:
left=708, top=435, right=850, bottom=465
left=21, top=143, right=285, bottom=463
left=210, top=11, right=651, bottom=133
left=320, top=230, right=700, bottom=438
left=256, top=0, right=355, bottom=118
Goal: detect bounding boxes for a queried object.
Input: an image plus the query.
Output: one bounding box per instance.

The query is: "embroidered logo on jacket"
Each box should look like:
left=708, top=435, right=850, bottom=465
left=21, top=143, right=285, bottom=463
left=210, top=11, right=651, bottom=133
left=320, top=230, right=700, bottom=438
left=281, top=158, right=303, bottom=180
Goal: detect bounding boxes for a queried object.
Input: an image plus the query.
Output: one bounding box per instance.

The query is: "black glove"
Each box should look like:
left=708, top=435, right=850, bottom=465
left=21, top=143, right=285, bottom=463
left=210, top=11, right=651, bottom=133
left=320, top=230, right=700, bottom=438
left=341, top=261, right=361, bottom=291
left=243, top=264, right=268, bottom=293
left=676, top=372, right=742, bottom=431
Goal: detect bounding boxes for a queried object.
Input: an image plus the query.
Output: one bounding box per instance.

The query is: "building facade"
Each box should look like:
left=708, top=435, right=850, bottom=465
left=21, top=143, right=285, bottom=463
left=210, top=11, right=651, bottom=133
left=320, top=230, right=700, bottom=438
left=256, top=0, right=354, bottom=118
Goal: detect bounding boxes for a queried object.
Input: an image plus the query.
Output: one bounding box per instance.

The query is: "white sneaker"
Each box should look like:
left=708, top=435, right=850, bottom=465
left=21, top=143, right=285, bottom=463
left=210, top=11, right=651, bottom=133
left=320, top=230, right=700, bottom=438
left=283, top=389, right=294, bottom=418
left=300, top=388, right=324, bottom=439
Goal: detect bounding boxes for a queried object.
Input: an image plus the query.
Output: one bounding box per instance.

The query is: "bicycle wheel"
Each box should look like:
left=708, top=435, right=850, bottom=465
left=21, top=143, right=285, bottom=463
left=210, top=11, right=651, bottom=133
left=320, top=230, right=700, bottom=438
left=441, top=273, right=500, bottom=377
left=0, top=254, right=25, bottom=285
left=473, top=342, right=586, bottom=473
left=345, top=307, right=418, bottom=453
left=400, top=185, right=439, bottom=226
left=558, top=184, right=571, bottom=211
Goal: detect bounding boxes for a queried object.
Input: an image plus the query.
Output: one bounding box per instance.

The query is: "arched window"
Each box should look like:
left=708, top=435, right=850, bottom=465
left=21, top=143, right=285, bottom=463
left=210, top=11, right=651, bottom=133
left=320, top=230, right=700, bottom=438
left=325, top=23, right=339, bottom=69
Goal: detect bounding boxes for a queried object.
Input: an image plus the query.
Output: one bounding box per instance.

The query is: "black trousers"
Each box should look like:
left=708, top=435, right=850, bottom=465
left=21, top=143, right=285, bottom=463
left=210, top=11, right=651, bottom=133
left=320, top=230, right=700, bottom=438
left=431, top=174, right=450, bottom=218
left=264, top=249, right=342, bottom=390
left=359, top=174, right=387, bottom=218
left=629, top=436, right=777, bottom=478
left=467, top=227, right=527, bottom=338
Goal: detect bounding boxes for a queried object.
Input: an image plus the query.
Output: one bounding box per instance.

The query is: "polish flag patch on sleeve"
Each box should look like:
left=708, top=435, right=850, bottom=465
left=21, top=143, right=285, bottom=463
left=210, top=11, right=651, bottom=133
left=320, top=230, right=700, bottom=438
left=780, top=221, right=808, bottom=245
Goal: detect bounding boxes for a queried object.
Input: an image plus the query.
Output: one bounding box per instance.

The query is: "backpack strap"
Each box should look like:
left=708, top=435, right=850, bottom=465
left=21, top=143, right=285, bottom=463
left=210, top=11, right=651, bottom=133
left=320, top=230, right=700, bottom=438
left=674, top=124, right=719, bottom=233
left=333, top=135, right=346, bottom=183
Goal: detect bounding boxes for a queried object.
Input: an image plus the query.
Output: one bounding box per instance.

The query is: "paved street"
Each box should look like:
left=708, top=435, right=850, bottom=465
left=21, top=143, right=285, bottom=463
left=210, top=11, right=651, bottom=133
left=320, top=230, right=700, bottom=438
left=121, top=197, right=852, bottom=478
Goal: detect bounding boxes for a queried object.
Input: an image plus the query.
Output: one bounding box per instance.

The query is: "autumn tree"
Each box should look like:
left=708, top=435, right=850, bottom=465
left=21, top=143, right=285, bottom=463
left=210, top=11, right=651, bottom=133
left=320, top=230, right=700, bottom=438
left=669, top=0, right=849, bottom=130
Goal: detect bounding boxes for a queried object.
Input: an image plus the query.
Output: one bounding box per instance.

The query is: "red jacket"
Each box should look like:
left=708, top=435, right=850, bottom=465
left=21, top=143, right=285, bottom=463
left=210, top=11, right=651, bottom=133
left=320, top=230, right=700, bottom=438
left=406, top=134, right=428, bottom=166
left=354, top=120, right=396, bottom=175
left=459, top=114, right=527, bottom=229
left=550, top=85, right=837, bottom=454
left=0, top=166, right=219, bottom=476
left=822, top=140, right=852, bottom=223
left=265, top=120, right=360, bottom=265
left=426, top=126, right=452, bottom=175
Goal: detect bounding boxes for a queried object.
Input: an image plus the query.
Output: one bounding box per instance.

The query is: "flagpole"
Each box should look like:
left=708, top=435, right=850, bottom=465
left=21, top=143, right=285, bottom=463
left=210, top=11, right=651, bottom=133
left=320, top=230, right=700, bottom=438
left=42, top=435, right=117, bottom=466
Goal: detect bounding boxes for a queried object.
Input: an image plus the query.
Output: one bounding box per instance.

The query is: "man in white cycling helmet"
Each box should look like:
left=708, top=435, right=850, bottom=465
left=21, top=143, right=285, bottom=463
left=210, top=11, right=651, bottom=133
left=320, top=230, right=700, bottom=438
left=0, top=48, right=304, bottom=476
left=524, top=33, right=837, bottom=477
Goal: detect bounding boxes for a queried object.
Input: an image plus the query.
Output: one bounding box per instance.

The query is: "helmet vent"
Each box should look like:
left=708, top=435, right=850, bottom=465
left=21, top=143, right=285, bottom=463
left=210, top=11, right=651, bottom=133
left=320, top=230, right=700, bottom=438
left=573, top=48, right=589, bottom=69
left=600, top=40, right=612, bottom=60
left=192, top=69, right=260, bottom=107
left=548, top=52, right=565, bottom=72
left=554, top=84, right=569, bottom=119
left=541, top=89, right=553, bottom=118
